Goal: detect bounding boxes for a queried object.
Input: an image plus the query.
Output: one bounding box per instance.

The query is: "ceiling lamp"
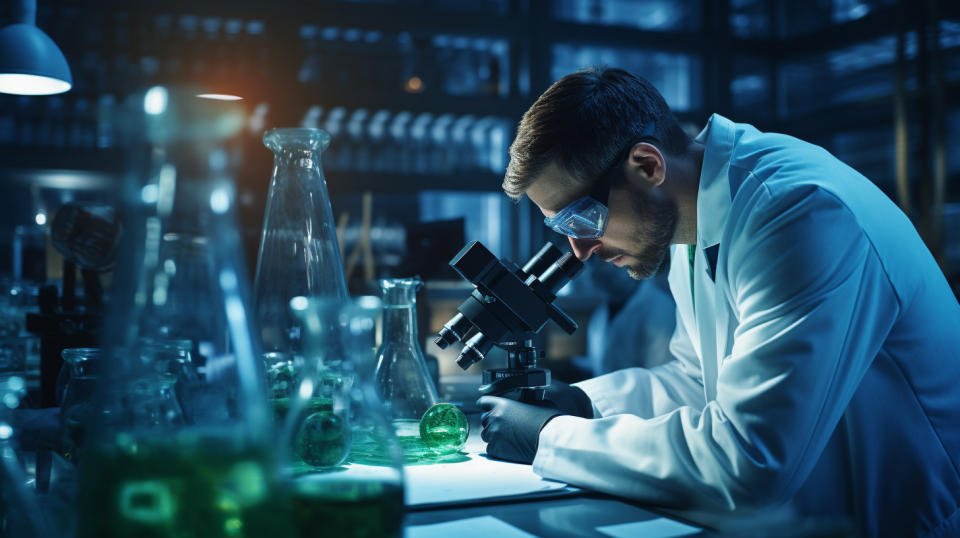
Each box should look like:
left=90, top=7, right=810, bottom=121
left=0, top=0, right=72, bottom=95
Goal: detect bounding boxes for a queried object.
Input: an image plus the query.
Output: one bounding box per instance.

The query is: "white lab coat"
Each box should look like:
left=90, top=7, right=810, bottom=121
left=533, top=114, right=960, bottom=537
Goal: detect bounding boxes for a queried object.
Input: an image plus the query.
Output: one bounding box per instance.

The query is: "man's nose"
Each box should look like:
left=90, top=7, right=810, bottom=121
left=568, top=236, right=602, bottom=261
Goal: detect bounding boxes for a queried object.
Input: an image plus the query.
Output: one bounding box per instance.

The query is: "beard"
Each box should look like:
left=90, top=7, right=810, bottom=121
left=616, top=186, right=678, bottom=280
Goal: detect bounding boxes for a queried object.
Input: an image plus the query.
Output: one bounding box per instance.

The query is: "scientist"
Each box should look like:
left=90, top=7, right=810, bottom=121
left=477, top=67, right=960, bottom=537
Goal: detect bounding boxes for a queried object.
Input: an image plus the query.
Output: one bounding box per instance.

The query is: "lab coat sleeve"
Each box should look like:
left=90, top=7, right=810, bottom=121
left=574, top=307, right=706, bottom=419
left=534, top=184, right=900, bottom=511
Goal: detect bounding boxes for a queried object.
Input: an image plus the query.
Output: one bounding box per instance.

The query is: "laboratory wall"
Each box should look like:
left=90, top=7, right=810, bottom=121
left=1, top=0, right=958, bottom=384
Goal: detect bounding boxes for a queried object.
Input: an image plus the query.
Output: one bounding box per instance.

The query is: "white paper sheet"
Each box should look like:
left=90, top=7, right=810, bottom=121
left=596, top=518, right=701, bottom=537
left=405, top=516, right=537, bottom=538
left=404, top=452, right=573, bottom=507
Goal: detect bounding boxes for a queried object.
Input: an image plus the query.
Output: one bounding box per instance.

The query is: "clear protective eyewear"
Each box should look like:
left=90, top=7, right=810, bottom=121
left=543, top=123, right=658, bottom=240
left=543, top=197, right=609, bottom=239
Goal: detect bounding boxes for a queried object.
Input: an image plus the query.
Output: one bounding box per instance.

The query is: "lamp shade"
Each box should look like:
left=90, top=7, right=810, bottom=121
left=0, top=23, right=72, bottom=95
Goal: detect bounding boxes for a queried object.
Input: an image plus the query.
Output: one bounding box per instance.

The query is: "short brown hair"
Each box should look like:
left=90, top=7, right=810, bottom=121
left=503, top=67, right=690, bottom=200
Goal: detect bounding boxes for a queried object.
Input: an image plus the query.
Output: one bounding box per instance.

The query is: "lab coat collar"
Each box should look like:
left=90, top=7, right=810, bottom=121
left=694, top=114, right=736, bottom=251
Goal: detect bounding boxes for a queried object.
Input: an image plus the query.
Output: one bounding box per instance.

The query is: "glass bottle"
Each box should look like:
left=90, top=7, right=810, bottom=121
left=253, top=127, right=348, bottom=360
left=283, top=296, right=404, bottom=538
left=374, top=278, right=439, bottom=455
left=74, top=87, right=292, bottom=538
left=59, top=347, right=102, bottom=461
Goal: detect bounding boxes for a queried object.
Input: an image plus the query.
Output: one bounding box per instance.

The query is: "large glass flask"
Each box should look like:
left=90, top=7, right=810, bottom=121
left=74, top=87, right=290, bottom=538
left=282, top=296, right=404, bottom=538
left=253, top=128, right=348, bottom=359
left=375, top=278, right=439, bottom=446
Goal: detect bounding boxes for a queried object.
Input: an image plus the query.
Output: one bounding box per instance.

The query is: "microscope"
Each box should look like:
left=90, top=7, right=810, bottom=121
left=434, top=241, right=584, bottom=404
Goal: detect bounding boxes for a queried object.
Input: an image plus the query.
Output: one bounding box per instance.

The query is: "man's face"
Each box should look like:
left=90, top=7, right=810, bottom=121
left=526, top=159, right=678, bottom=280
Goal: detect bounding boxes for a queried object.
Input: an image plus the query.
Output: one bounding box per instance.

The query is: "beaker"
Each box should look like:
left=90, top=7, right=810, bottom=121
left=283, top=296, right=405, bottom=537
left=374, top=277, right=439, bottom=458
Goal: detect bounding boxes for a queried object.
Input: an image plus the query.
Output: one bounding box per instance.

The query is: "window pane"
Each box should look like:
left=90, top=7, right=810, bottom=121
left=552, top=0, right=701, bottom=32
left=779, top=0, right=897, bottom=37
left=551, top=44, right=701, bottom=112
left=729, top=0, right=770, bottom=38
left=778, top=35, right=914, bottom=117
left=731, top=56, right=771, bottom=115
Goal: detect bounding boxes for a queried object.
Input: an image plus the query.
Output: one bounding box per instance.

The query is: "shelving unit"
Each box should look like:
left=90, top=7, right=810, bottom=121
left=0, top=0, right=957, bottom=279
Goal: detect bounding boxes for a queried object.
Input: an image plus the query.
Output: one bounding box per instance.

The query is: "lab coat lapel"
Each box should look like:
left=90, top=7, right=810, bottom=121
left=693, top=248, right=720, bottom=401
left=668, top=244, right=701, bottom=359
left=692, top=114, right=738, bottom=402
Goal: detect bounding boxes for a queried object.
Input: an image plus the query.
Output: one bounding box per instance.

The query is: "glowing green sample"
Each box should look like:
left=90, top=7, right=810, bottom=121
left=418, top=403, right=469, bottom=453
left=296, top=411, right=349, bottom=467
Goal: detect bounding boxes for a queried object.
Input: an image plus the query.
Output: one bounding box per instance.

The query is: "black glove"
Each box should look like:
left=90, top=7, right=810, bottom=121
left=477, top=396, right=561, bottom=464
left=544, top=381, right=593, bottom=418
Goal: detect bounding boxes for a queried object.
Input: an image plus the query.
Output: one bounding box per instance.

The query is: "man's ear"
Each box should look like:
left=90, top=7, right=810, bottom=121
left=628, top=142, right=666, bottom=187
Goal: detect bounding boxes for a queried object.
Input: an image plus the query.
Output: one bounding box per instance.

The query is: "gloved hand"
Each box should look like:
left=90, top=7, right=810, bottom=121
left=477, top=396, right=561, bottom=464
left=544, top=381, right=594, bottom=418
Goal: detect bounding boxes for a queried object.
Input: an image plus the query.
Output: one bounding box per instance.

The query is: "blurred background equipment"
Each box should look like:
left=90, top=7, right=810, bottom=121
left=27, top=201, right=118, bottom=410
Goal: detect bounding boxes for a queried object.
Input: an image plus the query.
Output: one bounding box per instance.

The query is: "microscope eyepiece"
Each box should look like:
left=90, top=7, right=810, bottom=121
left=521, top=242, right=563, bottom=279
left=538, top=251, right=584, bottom=295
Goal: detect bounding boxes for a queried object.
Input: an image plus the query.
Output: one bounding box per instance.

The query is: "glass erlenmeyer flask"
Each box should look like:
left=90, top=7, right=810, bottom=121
left=375, top=278, right=438, bottom=420
left=253, top=128, right=348, bottom=360
left=74, top=87, right=293, bottom=538
left=283, top=296, right=404, bottom=538
left=374, top=278, right=439, bottom=459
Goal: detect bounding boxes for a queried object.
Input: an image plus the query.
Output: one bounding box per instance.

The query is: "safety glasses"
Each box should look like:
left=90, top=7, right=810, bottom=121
left=543, top=164, right=616, bottom=239
left=543, top=123, right=657, bottom=240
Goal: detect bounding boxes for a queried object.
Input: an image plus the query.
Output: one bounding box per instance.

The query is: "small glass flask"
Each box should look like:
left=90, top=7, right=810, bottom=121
left=374, top=278, right=439, bottom=456
left=282, top=296, right=404, bottom=537
left=59, top=347, right=102, bottom=460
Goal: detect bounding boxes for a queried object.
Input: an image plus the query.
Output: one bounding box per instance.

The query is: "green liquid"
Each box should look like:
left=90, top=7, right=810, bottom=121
left=393, top=419, right=434, bottom=460
left=75, top=441, right=294, bottom=538
left=419, top=403, right=469, bottom=453
left=288, top=476, right=403, bottom=538
left=273, top=397, right=347, bottom=468
left=390, top=419, right=469, bottom=465
left=271, top=396, right=333, bottom=424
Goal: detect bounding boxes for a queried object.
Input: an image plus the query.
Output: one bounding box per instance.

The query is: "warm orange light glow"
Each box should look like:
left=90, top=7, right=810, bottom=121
left=404, top=76, right=424, bottom=93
